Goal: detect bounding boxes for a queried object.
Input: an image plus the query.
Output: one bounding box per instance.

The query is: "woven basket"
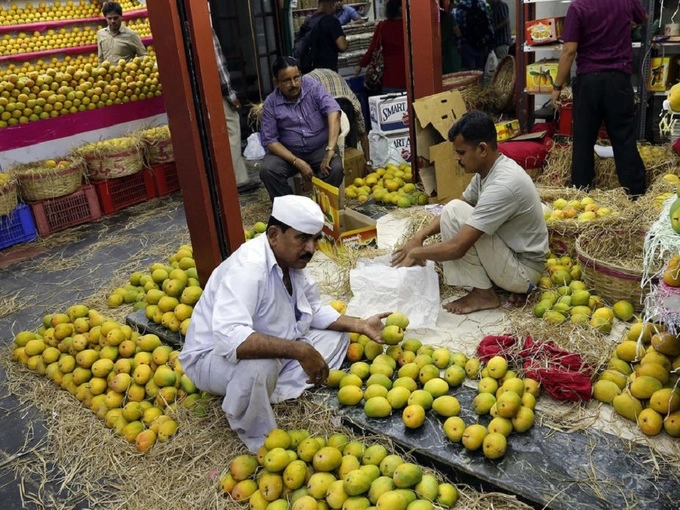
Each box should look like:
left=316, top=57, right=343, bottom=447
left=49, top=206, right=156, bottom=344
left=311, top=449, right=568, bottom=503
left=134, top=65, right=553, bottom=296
left=538, top=186, right=587, bottom=256
left=11, top=160, right=83, bottom=202
left=442, top=70, right=483, bottom=90
left=575, top=229, right=653, bottom=312
left=491, top=55, right=516, bottom=113
left=145, top=138, right=174, bottom=165
left=538, top=186, right=629, bottom=256
left=0, top=179, right=18, bottom=216
left=78, top=137, right=144, bottom=179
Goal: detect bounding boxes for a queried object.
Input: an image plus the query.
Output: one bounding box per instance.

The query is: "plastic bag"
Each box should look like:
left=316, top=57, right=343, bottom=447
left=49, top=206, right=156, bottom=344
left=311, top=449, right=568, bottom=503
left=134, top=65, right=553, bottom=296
left=243, top=132, right=266, bottom=160
left=346, top=255, right=441, bottom=329
left=484, top=51, right=498, bottom=83
left=368, top=130, right=407, bottom=168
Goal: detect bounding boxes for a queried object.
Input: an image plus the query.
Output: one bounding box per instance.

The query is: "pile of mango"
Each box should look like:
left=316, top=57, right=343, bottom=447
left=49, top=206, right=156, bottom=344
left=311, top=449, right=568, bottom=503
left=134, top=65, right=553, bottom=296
left=344, top=162, right=429, bottom=208
left=592, top=321, right=680, bottom=438
left=328, top=310, right=540, bottom=460
left=107, top=245, right=202, bottom=335
left=221, top=428, right=460, bottom=509
left=11, top=306, right=210, bottom=452
left=533, top=254, right=634, bottom=335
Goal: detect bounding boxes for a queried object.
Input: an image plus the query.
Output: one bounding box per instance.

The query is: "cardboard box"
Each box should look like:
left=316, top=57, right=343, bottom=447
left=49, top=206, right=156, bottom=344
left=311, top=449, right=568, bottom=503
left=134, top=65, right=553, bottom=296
left=648, top=56, right=677, bottom=92
left=525, top=17, right=564, bottom=46
left=526, top=60, right=559, bottom=93
left=343, top=147, right=365, bottom=186
left=385, top=129, right=412, bottom=162
left=495, top=119, right=521, bottom=141
left=311, top=176, right=377, bottom=261
left=412, top=89, right=471, bottom=203
left=369, top=92, right=409, bottom=132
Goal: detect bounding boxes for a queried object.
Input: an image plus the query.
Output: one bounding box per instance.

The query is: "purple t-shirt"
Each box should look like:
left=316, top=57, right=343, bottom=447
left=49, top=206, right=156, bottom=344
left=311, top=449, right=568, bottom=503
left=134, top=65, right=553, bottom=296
left=260, top=75, right=341, bottom=155
left=561, top=0, right=646, bottom=75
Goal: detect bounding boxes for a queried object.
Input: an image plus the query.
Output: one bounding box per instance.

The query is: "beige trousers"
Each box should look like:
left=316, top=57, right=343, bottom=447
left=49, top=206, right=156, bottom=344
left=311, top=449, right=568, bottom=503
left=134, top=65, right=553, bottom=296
left=440, top=200, right=542, bottom=293
left=221, top=98, right=250, bottom=185
left=183, top=329, right=349, bottom=453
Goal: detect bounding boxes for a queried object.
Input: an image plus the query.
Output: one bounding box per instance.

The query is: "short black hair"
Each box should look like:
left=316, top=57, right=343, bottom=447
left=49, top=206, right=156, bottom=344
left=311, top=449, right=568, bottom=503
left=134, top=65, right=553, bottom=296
left=386, top=0, right=402, bottom=19
left=448, top=111, right=497, bottom=149
left=102, top=1, right=123, bottom=16
left=267, top=216, right=291, bottom=232
left=272, top=56, right=299, bottom=80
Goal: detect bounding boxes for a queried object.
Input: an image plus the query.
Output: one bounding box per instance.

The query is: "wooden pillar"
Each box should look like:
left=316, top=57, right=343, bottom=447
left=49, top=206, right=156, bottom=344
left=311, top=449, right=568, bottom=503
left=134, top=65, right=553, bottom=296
left=146, top=0, right=244, bottom=285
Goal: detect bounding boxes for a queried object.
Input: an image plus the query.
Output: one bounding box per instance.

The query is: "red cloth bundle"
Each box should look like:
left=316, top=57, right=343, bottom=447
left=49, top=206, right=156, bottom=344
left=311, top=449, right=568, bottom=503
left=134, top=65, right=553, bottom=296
left=476, top=335, right=593, bottom=402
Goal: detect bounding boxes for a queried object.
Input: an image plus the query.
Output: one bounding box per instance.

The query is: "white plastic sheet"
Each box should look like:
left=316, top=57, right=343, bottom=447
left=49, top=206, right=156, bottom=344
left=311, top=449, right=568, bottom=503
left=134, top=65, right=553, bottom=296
left=346, top=255, right=441, bottom=329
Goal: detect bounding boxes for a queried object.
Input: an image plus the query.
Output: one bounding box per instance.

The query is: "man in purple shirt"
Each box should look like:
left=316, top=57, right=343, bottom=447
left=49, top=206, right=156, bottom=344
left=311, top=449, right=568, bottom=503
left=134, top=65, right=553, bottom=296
left=259, top=56, right=344, bottom=200
left=551, top=0, right=647, bottom=197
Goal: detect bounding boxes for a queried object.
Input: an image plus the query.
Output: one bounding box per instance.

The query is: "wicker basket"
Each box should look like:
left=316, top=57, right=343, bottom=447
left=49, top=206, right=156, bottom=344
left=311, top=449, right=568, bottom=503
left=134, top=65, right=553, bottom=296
left=140, top=126, right=174, bottom=165
left=11, top=159, right=83, bottom=202
left=77, top=137, right=144, bottom=179
left=575, top=229, right=653, bottom=312
left=0, top=178, right=18, bottom=216
left=538, top=186, right=629, bottom=256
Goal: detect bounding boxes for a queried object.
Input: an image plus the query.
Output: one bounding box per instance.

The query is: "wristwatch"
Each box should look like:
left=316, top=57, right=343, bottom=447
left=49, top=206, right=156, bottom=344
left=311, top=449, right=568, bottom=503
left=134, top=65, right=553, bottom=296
left=365, top=160, right=373, bottom=166
left=553, top=84, right=563, bottom=91
left=325, top=145, right=335, bottom=152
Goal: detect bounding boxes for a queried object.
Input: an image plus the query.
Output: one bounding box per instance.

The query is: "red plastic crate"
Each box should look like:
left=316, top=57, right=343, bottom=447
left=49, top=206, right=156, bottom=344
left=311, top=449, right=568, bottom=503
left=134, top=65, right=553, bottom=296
left=558, top=102, right=608, bottom=139
left=0, top=204, right=38, bottom=250
left=92, top=170, right=156, bottom=215
left=30, top=184, right=102, bottom=237
left=150, top=162, right=180, bottom=196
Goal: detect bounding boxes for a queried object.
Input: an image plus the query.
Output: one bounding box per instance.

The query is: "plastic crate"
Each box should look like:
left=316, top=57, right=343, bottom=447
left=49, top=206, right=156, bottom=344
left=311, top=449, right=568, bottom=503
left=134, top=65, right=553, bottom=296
left=150, top=162, right=180, bottom=197
left=30, top=184, right=102, bottom=237
left=0, top=204, right=38, bottom=250
left=92, top=170, right=156, bottom=215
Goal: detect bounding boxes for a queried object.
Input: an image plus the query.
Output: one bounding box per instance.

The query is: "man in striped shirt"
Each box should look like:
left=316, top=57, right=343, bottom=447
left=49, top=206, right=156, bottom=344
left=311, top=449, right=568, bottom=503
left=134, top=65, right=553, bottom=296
left=488, top=0, right=511, bottom=60
left=212, top=30, right=259, bottom=193
left=306, top=68, right=372, bottom=172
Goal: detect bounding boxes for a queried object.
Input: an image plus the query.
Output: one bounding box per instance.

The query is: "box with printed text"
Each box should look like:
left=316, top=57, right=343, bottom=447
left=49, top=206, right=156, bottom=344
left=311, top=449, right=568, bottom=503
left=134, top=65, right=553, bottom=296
left=369, top=92, right=409, bottom=132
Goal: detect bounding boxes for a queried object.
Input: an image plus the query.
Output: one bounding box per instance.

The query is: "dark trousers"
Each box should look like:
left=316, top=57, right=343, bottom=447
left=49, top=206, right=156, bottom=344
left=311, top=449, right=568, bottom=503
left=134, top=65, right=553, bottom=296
left=460, top=43, right=487, bottom=71
left=259, top=145, right=344, bottom=200
left=572, top=71, right=646, bottom=197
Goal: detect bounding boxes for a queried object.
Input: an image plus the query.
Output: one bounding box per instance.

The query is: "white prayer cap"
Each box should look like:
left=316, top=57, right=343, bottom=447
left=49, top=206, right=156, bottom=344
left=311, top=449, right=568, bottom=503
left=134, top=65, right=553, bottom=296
left=271, top=195, right=324, bottom=234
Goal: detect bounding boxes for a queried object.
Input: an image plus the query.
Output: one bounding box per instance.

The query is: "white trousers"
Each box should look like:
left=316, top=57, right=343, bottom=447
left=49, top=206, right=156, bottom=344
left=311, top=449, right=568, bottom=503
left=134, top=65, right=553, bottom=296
left=184, top=329, right=349, bottom=452
left=440, top=200, right=542, bottom=293
left=222, top=98, right=250, bottom=186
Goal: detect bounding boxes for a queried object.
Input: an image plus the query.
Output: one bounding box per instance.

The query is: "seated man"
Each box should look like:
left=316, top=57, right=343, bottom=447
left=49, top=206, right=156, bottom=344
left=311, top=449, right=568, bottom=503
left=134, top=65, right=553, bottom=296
left=306, top=67, right=372, bottom=174
left=260, top=56, right=345, bottom=200
left=393, top=111, right=548, bottom=314
left=179, top=195, right=387, bottom=452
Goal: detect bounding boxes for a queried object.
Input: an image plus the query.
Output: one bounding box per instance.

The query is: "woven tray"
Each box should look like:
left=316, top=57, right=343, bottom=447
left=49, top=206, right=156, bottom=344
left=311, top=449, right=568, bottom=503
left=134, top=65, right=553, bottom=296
left=575, top=229, right=652, bottom=312
left=0, top=179, right=18, bottom=217
left=11, top=160, right=83, bottom=202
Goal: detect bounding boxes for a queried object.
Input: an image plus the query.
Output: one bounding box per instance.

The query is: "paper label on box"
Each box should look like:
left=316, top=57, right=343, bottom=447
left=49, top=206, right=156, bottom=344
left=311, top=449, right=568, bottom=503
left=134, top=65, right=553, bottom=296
left=387, top=130, right=412, bottom=162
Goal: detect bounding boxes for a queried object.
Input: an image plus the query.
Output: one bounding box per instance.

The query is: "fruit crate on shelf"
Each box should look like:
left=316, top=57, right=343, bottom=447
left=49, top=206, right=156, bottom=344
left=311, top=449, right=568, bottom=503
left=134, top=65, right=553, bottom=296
left=29, top=184, right=101, bottom=237
left=149, top=162, right=180, bottom=197
left=92, top=171, right=156, bottom=215
left=0, top=203, right=38, bottom=250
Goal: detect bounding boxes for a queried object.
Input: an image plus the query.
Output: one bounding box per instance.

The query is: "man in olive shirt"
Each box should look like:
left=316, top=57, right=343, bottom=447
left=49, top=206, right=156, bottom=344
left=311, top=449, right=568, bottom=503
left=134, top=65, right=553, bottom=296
left=97, top=1, right=147, bottom=64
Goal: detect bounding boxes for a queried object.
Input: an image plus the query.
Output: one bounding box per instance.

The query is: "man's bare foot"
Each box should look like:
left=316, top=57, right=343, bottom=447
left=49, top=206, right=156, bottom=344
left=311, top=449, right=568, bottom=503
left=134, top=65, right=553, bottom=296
left=506, top=293, right=528, bottom=307
left=443, top=288, right=501, bottom=315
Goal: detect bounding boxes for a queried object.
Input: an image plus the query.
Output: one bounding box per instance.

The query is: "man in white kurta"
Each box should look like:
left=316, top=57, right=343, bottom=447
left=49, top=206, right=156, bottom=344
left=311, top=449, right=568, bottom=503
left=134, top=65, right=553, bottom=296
left=179, top=196, right=387, bottom=452
left=393, top=111, right=548, bottom=314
